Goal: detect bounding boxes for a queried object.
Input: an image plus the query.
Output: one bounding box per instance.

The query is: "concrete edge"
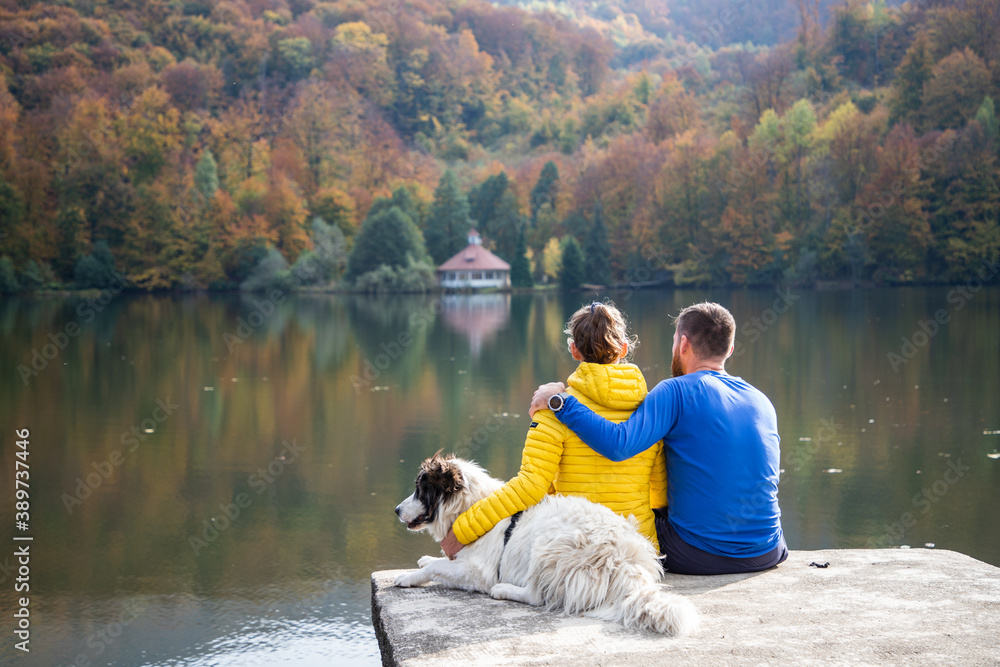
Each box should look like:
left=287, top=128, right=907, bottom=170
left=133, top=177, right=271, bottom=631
left=371, top=573, right=400, bottom=667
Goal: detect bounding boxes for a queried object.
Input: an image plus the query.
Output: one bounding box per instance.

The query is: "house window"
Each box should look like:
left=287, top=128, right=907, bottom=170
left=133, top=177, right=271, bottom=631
left=484, top=271, right=493, bottom=279
left=472, top=272, right=482, bottom=280
left=459, top=272, right=468, bottom=280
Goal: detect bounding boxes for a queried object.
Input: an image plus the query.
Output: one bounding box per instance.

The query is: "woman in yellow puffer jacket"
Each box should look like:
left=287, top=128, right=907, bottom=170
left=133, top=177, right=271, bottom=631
left=442, top=301, right=666, bottom=555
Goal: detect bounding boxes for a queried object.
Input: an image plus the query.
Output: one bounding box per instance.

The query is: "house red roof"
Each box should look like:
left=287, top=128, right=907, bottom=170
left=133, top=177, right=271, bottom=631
left=437, top=243, right=511, bottom=272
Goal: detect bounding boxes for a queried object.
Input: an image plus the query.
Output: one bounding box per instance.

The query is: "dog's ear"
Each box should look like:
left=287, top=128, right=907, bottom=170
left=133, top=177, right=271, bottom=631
left=420, top=454, right=464, bottom=494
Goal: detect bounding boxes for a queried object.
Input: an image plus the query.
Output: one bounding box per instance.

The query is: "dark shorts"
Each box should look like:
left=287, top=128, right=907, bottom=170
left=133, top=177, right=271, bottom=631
left=654, top=508, right=788, bottom=575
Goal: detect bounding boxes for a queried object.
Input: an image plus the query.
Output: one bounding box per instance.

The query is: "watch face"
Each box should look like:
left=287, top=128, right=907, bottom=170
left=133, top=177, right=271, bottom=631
left=549, top=394, right=563, bottom=411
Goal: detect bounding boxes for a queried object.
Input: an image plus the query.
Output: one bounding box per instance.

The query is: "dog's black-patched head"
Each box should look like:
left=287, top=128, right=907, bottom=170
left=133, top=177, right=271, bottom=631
left=395, top=451, right=465, bottom=530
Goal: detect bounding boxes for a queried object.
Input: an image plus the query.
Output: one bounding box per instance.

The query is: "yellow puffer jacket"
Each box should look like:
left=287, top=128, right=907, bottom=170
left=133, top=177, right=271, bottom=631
left=452, top=362, right=666, bottom=549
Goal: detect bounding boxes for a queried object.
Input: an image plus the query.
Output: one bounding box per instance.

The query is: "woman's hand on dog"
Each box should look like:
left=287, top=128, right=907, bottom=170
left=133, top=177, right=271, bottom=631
left=530, top=382, right=566, bottom=418
left=441, top=528, right=463, bottom=559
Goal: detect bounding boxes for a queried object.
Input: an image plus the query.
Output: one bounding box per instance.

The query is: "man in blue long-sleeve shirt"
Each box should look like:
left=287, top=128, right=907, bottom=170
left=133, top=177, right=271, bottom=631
left=529, top=302, right=788, bottom=575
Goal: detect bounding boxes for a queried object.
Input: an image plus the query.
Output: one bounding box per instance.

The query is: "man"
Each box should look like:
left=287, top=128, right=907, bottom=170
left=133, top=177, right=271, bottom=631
left=529, top=302, right=787, bottom=575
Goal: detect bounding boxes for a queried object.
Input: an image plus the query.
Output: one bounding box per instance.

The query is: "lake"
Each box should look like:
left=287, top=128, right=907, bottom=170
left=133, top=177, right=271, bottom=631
left=1, top=286, right=998, bottom=665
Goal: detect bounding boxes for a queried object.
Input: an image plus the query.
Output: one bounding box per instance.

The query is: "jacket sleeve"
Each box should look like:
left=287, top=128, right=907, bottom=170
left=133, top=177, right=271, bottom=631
left=555, top=379, right=680, bottom=461
left=648, top=441, right=667, bottom=510
left=451, top=412, right=565, bottom=545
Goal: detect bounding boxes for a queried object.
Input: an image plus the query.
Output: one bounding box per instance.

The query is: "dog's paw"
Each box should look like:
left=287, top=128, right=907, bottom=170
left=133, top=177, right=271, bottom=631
left=489, top=583, right=518, bottom=600
left=417, top=555, right=439, bottom=569
left=394, top=572, right=422, bottom=588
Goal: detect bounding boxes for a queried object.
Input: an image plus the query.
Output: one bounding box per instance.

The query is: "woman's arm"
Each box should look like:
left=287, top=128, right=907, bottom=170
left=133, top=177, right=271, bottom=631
left=451, top=411, right=565, bottom=545
left=554, top=379, right=679, bottom=461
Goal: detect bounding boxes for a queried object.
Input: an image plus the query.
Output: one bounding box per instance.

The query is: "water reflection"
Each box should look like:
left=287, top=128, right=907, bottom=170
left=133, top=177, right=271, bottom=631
left=441, top=294, right=511, bottom=359
left=0, top=287, right=997, bottom=665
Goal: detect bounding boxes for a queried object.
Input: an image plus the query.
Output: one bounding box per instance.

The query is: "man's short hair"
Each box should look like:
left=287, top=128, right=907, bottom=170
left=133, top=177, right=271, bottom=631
left=674, top=302, right=736, bottom=360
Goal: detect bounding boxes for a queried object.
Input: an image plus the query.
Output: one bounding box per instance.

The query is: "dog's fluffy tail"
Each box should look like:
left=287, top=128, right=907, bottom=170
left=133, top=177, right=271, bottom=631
left=616, top=584, right=699, bottom=635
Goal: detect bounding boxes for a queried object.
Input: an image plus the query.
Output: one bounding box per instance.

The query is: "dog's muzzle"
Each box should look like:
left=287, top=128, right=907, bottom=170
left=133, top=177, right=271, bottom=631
left=395, top=499, right=431, bottom=529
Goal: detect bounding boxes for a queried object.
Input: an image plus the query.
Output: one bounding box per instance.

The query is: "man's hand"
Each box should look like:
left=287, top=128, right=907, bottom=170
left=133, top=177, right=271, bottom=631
left=441, top=527, right=463, bottom=559
left=530, top=382, right=566, bottom=418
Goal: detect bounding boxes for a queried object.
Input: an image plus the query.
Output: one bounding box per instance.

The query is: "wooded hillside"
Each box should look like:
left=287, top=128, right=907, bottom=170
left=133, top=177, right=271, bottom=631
left=0, top=0, right=997, bottom=290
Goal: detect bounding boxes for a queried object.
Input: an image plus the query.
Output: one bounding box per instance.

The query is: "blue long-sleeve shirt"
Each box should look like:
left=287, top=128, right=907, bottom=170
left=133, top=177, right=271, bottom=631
left=555, top=370, right=783, bottom=558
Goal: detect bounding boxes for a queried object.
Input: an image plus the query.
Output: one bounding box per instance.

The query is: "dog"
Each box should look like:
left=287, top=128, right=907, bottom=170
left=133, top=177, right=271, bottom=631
left=394, top=453, right=698, bottom=635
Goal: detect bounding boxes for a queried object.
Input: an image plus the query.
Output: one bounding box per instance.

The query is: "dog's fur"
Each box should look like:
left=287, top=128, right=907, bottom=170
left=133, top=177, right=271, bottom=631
left=394, top=453, right=699, bottom=635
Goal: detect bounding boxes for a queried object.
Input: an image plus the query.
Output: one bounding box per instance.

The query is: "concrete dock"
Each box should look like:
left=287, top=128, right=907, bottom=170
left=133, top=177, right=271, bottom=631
left=372, top=549, right=1000, bottom=665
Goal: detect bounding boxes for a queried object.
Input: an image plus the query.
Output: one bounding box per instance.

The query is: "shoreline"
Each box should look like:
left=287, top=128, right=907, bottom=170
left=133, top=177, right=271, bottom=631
left=5, top=279, right=999, bottom=298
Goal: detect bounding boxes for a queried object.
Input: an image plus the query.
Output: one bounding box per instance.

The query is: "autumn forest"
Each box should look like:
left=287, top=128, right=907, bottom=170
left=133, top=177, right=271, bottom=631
left=0, top=0, right=998, bottom=291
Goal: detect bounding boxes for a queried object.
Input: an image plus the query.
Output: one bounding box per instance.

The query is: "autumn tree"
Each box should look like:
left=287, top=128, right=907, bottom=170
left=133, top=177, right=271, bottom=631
left=330, top=22, right=395, bottom=107
left=120, top=86, right=181, bottom=184
left=264, top=173, right=310, bottom=261
left=310, top=187, right=357, bottom=238
left=920, top=48, right=992, bottom=131
left=926, top=124, right=1000, bottom=281
left=779, top=99, right=817, bottom=228
left=857, top=124, right=932, bottom=282
left=161, top=60, right=223, bottom=111
left=646, top=74, right=701, bottom=143
left=737, top=46, right=794, bottom=123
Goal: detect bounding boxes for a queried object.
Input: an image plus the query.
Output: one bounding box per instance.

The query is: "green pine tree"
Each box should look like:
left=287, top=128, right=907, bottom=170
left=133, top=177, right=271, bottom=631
left=489, top=191, right=523, bottom=263
left=0, top=177, right=26, bottom=263
left=424, top=170, right=472, bottom=265
left=975, top=97, right=998, bottom=149
left=54, top=207, right=86, bottom=281
left=194, top=149, right=220, bottom=203
left=346, top=206, right=428, bottom=282
left=510, top=225, right=534, bottom=288
left=468, top=171, right=509, bottom=239
left=559, top=236, right=584, bottom=290
left=583, top=203, right=611, bottom=285
left=891, top=34, right=932, bottom=126
left=19, top=259, right=44, bottom=290
left=530, top=161, right=560, bottom=225
left=368, top=187, right=423, bottom=229
left=0, top=256, right=19, bottom=293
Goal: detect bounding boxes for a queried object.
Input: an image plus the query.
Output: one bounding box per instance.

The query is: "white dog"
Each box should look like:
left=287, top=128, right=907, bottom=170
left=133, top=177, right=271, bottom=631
left=394, top=453, right=699, bottom=635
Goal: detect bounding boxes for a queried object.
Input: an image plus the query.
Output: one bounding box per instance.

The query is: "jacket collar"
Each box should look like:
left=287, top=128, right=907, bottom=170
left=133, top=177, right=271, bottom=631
left=566, top=362, right=648, bottom=411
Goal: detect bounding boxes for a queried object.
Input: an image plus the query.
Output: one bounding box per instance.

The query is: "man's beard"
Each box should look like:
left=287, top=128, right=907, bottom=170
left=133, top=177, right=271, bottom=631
left=671, top=349, right=684, bottom=378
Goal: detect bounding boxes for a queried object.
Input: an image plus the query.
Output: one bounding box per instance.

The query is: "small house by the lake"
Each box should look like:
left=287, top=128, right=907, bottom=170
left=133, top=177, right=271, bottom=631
left=437, top=230, right=510, bottom=289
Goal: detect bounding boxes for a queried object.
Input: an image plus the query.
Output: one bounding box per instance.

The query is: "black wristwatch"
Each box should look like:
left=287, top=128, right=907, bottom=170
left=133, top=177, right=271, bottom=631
left=548, top=392, right=570, bottom=412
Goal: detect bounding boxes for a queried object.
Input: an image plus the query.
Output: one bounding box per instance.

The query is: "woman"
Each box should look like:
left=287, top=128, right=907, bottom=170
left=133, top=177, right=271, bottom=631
left=441, top=301, right=666, bottom=557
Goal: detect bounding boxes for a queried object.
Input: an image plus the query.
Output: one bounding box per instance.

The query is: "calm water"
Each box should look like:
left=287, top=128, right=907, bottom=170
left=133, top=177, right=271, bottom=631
left=1, top=287, right=998, bottom=665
